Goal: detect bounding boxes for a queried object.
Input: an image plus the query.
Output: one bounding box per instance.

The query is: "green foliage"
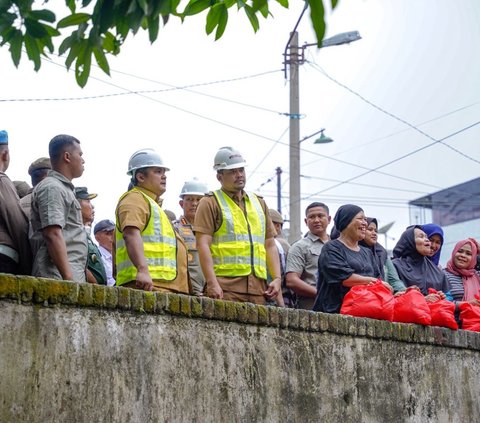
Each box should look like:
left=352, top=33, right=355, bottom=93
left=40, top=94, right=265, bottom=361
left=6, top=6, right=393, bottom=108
left=0, top=0, right=333, bottom=87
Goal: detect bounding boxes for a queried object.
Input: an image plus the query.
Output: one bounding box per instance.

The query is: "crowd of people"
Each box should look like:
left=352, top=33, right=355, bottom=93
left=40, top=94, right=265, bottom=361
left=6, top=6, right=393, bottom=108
left=1, top=130, right=479, bottom=322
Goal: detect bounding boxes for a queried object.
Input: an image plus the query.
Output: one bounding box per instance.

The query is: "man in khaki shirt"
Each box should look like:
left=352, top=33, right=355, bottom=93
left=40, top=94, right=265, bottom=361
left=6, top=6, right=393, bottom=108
left=115, top=149, right=190, bottom=294
left=194, top=146, right=281, bottom=305
left=30, top=134, right=87, bottom=282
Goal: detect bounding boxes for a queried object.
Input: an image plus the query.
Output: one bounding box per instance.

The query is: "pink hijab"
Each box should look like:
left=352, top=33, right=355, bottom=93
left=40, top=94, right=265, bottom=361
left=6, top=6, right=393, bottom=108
left=446, top=238, right=480, bottom=301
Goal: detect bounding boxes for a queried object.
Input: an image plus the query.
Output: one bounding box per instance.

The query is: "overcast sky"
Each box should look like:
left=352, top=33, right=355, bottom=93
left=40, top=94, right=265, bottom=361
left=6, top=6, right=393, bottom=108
left=1, top=0, right=479, bottom=254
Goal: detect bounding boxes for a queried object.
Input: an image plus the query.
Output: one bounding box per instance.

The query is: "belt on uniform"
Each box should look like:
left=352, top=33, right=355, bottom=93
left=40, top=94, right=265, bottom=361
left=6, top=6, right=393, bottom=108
left=0, top=244, right=19, bottom=263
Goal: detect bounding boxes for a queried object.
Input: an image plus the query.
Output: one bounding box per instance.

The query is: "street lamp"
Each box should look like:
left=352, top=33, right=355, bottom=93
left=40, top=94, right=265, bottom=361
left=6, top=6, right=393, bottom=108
left=299, top=128, right=334, bottom=145
left=284, top=29, right=361, bottom=243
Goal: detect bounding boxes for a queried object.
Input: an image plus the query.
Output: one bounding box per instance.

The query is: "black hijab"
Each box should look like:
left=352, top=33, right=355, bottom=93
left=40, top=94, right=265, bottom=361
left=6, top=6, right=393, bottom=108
left=334, top=204, right=363, bottom=232
left=359, top=217, right=388, bottom=279
left=392, top=226, right=449, bottom=295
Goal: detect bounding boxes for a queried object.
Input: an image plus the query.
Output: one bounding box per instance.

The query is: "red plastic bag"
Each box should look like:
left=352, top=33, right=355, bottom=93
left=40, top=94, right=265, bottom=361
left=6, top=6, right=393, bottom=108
left=427, top=288, right=458, bottom=330
left=340, top=279, right=394, bottom=321
left=393, top=288, right=431, bottom=325
left=459, top=296, right=480, bottom=331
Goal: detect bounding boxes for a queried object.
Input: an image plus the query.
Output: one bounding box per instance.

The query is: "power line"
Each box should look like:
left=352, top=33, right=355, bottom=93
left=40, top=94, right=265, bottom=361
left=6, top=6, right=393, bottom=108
left=302, top=100, right=480, bottom=168
left=308, top=61, right=480, bottom=165
left=39, top=56, right=286, bottom=144
left=303, top=121, right=480, bottom=200
left=250, top=126, right=289, bottom=179
left=2, top=58, right=285, bottom=116
left=297, top=173, right=430, bottom=195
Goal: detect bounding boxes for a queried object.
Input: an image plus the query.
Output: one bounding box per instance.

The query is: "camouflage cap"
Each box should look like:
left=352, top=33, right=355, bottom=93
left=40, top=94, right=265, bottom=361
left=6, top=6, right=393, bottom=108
left=28, top=157, right=51, bottom=175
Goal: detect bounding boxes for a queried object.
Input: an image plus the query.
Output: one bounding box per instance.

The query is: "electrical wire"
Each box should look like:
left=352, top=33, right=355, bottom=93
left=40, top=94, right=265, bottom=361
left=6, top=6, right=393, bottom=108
left=2, top=57, right=285, bottom=116
left=308, top=61, right=480, bottom=165
left=303, top=121, right=480, bottom=201
left=302, top=100, right=480, bottom=168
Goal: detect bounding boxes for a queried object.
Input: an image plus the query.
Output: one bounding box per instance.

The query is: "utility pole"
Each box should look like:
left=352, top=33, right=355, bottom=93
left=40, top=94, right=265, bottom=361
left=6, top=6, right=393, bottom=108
left=288, top=31, right=301, bottom=244
left=276, top=166, right=282, bottom=213
left=284, top=30, right=361, bottom=244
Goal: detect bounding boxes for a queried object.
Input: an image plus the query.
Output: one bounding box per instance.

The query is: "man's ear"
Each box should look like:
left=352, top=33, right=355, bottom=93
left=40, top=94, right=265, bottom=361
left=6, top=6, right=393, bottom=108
left=0, top=148, right=8, bottom=161
left=63, top=150, right=71, bottom=164
left=179, top=200, right=184, bottom=209
left=136, top=172, right=145, bottom=184
left=216, top=172, right=222, bottom=183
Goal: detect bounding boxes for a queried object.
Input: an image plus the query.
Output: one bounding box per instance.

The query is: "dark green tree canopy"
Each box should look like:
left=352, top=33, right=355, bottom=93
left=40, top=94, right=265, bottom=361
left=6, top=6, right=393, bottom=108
left=0, top=0, right=338, bottom=87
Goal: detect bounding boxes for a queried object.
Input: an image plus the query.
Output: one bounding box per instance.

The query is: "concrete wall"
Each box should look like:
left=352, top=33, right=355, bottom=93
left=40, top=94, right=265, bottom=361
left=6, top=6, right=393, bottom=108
left=1, top=274, right=480, bottom=423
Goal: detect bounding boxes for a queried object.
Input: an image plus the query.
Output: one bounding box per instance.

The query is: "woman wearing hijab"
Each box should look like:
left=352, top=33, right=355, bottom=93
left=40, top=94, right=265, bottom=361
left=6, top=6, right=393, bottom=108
left=360, top=217, right=406, bottom=293
left=313, top=204, right=383, bottom=313
left=421, top=223, right=444, bottom=267
left=444, top=238, right=480, bottom=307
left=392, top=226, right=452, bottom=302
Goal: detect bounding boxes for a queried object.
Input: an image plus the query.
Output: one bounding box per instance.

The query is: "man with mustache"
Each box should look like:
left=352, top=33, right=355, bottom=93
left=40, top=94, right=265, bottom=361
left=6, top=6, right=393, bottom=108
left=174, top=178, right=208, bottom=296
left=286, top=202, right=331, bottom=310
left=115, top=149, right=190, bottom=294
left=194, top=146, right=281, bottom=305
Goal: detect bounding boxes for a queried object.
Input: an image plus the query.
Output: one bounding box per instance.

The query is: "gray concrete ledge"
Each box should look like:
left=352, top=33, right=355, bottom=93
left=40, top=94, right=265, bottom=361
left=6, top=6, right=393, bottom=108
left=1, top=273, right=478, bottom=351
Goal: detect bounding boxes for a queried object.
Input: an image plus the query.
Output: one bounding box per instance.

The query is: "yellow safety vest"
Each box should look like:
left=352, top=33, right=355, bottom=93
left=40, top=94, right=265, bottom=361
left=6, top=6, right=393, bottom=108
left=115, top=188, right=177, bottom=285
left=211, top=190, right=267, bottom=279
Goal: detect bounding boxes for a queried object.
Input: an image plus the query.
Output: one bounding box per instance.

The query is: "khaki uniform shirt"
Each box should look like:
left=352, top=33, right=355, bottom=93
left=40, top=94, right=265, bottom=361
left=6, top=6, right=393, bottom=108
left=174, top=216, right=205, bottom=296
left=194, top=190, right=275, bottom=298
left=30, top=170, right=87, bottom=282
left=0, top=172, right=32, bottom=274
left=286, top=231, right=328, bottom=309
left=116, top=187, right=190, bottom=294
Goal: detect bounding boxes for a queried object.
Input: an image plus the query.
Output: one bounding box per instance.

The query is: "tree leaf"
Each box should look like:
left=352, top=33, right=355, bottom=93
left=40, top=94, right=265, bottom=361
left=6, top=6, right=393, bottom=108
left=244, top=5, right=259, bottom=32
left=8, top=30, right=23, bottom=67
left=59, top=34, right=74, bottom=55
left=331, top=0, right=339, bottom=9
left=75, top=46, right=92, bottom=88
left=28, top=9, right=56, bottom=23
left=308, top=0, right=326, bottom=45
left=65, top=40, right=83, bottom=69
left=102, top=31, right=116, bottom=52
left=127, top=8, right=145, bottom=34
left=24, top=18, right=49, bottom=38
left=147, top=15, right=159, bottom=43
left=96, top=0, right=115, bottom=33
left=183, top=0, right=212, bottom=17
left=93, top=45, right=110, bottom=74
left=44, top=25, right=61, bottom=37
left=0, top=27, right=17, bottom=45
left=214, top=5, right=228, bottom=40
left=137, top=0, right=149, bottom=14
left=275, top=0, right=288, bottom=8
left=66, top=0, right=77, bottom=13
left=206, top=4, right=222, bottom=35
left=57, top=13, right=91, bottom=29
left=252, top=0, right=267, bottom=12
left=24, top=33, right=41, bottom=71
left=258, top=4, right=269, bottom=18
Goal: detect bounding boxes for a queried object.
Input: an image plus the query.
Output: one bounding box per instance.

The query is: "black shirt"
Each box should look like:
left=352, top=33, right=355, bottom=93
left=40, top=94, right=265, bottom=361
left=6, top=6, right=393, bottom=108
left=313, top=239, right=380, bottom=313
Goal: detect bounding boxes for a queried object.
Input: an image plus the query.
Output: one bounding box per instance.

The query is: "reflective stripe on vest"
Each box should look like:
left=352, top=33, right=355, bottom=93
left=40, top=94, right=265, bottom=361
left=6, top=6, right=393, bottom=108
left=115, top=188, right=177, bottom=285
left=211, top=190, right=267, bottom=279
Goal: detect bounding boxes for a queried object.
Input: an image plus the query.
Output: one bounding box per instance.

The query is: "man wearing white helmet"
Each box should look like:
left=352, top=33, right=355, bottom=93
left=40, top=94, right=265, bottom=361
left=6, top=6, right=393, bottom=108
left=115, top=149, right=190, bottom=293
left=194, top=147, right=281, bottom=305
left=174, top=178, right=208, bottom=296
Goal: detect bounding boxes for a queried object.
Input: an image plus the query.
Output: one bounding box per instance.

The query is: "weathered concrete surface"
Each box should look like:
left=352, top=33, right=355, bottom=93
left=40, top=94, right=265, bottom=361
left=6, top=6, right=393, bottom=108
left=1, top=276, right=480, bottom=423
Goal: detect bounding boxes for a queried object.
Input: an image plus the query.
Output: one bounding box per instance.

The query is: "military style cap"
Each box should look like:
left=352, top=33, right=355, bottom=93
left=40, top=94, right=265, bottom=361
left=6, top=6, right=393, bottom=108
left=75, top=187, right=98, bottom=200
left=269, top=209, right=284, bottom=224
left=28, top=157, right=52, bottom=175
left=13, top=181, right=31, bottom=198
left=94, top=219, right=115, bottom=234
left=0, top=130, right=8, bottom=145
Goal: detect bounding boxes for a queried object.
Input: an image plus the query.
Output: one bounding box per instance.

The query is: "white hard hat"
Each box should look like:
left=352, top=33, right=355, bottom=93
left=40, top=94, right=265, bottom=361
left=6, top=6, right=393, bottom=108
left=213, top=146, right=247, bottom=171
left=127, top=149, right=170, bottom=175
left=179, top=178, right=208, bottom=198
